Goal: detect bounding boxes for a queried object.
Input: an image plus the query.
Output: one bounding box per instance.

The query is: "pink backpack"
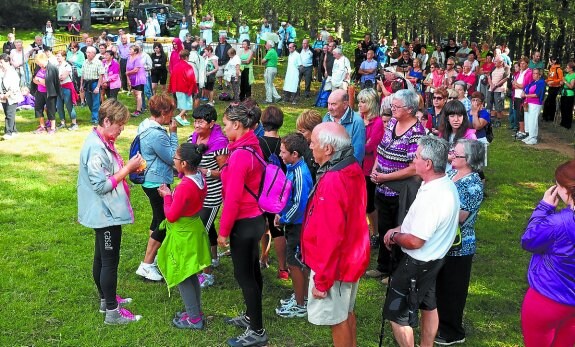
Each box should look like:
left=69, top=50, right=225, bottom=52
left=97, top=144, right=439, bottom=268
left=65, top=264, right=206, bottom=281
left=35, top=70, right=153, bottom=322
left=240, top=147, right=292, bottom=214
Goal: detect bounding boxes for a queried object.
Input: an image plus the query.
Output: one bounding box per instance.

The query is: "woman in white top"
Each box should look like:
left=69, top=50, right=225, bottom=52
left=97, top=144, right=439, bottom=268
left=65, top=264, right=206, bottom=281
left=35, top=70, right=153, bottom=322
left=432, top=44, right=446, bottom=68
left=179, top=17, right=189, bottom=42
left=55, top=50, right=78, bottom=130
left=417, top=46, right=429, bottom=71
left=9, top=40, right=30, bottom=87
left=0, top=53, right=24, bottom=139
left=238, top=21, right=250, bottom=42
left=43, top=20, right=54, bottom=48
left=224, top=48, right=241, bottom=102
left=145, top=17, right=157, bottom=39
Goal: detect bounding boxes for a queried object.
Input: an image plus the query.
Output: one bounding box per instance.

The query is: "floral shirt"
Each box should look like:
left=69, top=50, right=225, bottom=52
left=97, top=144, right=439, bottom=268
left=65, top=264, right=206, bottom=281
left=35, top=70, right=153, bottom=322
left=447, top=170, right=483, bottom=256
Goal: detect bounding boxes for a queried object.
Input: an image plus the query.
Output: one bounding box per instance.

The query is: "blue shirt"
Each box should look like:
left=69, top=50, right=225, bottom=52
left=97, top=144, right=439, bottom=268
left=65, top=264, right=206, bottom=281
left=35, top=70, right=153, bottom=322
left=300, top=48, right=313, bottom=67
left=156, top=13, right=167, bottom=25
left=360, top=59, right=378, bottom=83
left=468, top=109, right=490, bottom=139
left=280, top=159, right=313, bottom=225
left=323, top=108, right=366, bottom=163
left=312, top=40, right=324, bottom=50
left=375, top=45, right=388, bottom=65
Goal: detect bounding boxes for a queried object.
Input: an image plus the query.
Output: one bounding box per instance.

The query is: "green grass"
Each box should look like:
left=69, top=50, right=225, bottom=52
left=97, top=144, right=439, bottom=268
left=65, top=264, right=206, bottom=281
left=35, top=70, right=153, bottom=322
left=0, top=61, right=570, bottom=347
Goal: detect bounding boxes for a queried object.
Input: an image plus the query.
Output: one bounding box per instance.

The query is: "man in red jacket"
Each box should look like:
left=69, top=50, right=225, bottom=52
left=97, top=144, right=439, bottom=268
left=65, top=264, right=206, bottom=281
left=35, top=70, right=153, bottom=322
left=302, top=122, right=370, bottom=347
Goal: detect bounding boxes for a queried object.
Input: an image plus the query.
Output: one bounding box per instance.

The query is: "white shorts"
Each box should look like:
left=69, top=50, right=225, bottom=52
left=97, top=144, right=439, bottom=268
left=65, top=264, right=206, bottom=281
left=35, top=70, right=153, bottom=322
left=307, top=270, right=359, bottom=326
left=216, top=66, right=225, bottom=78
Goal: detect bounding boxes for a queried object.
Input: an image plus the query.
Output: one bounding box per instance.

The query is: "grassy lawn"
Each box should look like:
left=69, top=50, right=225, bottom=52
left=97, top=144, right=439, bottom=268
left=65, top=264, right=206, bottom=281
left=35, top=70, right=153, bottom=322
left=0, top=56, right=570, bottom=347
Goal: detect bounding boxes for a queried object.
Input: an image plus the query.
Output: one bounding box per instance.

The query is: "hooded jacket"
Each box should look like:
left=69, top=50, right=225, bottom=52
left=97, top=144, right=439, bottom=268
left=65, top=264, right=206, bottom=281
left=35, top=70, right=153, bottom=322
left=219, top=130, right=264, bottom=237
left=169, top=38, right=184, bottom=74
left=169, top=59, right=198, bottom=96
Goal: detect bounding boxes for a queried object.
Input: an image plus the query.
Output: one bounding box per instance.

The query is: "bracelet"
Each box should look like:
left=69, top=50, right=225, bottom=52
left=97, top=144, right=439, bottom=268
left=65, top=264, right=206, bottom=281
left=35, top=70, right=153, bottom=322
left=391, top=231, right=398, bottom=242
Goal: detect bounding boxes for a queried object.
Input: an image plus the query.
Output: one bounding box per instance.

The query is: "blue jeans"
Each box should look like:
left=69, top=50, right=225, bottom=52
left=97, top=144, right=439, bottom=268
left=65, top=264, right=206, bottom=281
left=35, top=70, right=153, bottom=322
left=57, top=87, right=77, bottom=121
left=143, top=74, right=152, bottom=110
left=85, top=81, right=100, bottom=123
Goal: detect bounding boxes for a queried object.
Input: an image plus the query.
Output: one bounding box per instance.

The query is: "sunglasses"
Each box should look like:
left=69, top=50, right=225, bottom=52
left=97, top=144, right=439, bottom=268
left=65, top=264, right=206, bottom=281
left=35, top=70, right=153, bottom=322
left=433, top=96, right=444, bottom=100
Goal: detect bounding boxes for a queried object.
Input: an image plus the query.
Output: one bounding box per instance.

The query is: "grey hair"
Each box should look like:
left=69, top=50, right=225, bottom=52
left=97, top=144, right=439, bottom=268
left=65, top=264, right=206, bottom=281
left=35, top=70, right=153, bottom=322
left=318, top=126, right=351, bottom=152
left=14, top=39, right=22, bottom=45
left=224, top=104, right=256, bottom=128
left=266, top=40, right=274, bottom=46
left=394, top=89, right=419, bottom=116
left=454, top=80, right=467, bottom=92
left=333, top=47, right=342, bottom=55
left=419, top=135, right=449, bottom=173
left=357, top=88, right=380, bottom=120
left=86, top=46, right=97, bottom=54
left=457, top=139, right=485, bottom=172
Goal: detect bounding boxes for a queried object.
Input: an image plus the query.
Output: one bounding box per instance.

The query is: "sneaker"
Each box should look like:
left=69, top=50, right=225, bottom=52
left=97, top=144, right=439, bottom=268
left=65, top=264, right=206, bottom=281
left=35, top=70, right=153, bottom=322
left=279, top=293, right=295, bottom=306
left=434, top=335, right=466, bottom=345
left=99, top=295, right=133, bottom=313
left=227, top=327, right=269, bottom=347
left=175, top=115, right=185, bottom=126
left=513, top=131, right=527, bottom=140
left=175, top=310, right=205, bottom=320
left=523, top=138, right=538, bottom=145
left=57, top=123, right=67, bottom=130
left=207, top=101, right=215, bottom=106
left=172, top=315, right=204, bottom=330
left=47, top=128, right=56, bottom=135
left=218, top=250, right=232, bottom=257
left=259, top=261, right=269, bottom=270
left=199, top=273, right=215, bottom=288
left=276, top=304, right=307, bottom=318
left=104, top=307, right=142, bottom=325
left=135, top=262, right=163, bottom=281
left=493, top=120, right=502, bottom=128
left=182, top=119, right=191, bottom=126
left=131, top=111, right=141, bottom=117
left=278, top=269, right=289, bottom=280
left=68, top=124, right=79, bottom=131
left=212, top=257, right=220, bottom=268
left=381, top=277, right=390, bottom=285
left=291, top=100, right=297, bottom=105
left=33, top=126, right=47, bottom=134
left=2, top=133, right=13, bottom=140
left=365, top=269, right=386, bottom=278
left=45, top=120, right=51, bottom=128
left=200, top=97, right=209, bottom=101
left=224, top=314, right=250, bottom=329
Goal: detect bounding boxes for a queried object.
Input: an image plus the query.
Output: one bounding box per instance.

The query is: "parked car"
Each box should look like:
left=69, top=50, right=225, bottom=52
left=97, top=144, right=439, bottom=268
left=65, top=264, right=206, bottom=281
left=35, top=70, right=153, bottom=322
left=127, top=3, right=183, bottom=34
left=56, top=2, right=82, bottom=29
left=91, top=0, right=124, bottom=23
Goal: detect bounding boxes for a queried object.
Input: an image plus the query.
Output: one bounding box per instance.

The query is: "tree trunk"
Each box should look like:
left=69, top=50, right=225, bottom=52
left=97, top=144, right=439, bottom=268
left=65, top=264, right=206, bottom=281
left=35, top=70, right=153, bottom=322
left=554, top=0, right=567, bottom=59
left=391, top=13, right=397, bottom=40
left=183, top=0, right=193, bottom=26
left=523, top=0, right=534, bottom=56
left=82, top=0, right=91, bottom=32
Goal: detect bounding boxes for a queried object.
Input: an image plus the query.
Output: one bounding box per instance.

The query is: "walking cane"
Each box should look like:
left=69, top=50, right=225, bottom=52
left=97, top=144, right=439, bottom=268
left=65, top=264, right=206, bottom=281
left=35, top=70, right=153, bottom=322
left=378, top=244, right=396, bottom=347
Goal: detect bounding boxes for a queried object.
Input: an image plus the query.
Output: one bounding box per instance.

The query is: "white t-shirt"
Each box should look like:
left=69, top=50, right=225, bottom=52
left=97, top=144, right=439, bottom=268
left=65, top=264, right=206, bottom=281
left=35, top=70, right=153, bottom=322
left=514, top=69, right=528, bottom=98
left=400, top=175, right=460, bottom=262
left=224, top=55, right=241, bottom=82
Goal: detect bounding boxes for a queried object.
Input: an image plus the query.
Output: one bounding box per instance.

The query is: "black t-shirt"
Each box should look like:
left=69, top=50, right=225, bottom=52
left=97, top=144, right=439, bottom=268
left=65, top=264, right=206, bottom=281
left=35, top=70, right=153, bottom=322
left=258, top=136, right=286, bottom=172
left=444, top=44, right=459, bottom=59
left=326, top=52, right=335, bottom=76
left=152, top=53, right=167, bottom=72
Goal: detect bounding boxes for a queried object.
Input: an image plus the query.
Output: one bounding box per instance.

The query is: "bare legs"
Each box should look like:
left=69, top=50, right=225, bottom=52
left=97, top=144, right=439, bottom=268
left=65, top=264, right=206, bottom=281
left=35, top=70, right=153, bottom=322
left=332, top=312, right=357, bottom=347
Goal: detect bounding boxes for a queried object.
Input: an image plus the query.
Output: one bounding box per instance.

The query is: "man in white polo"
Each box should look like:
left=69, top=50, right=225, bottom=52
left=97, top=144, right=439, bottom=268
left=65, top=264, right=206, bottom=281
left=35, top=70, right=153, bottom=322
left=383, top=135, right=459, bottom=347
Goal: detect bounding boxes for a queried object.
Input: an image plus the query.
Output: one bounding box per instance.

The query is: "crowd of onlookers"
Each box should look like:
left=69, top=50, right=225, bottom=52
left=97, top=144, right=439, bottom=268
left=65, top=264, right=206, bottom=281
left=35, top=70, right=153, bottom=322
left=1, top=19, right=574, bottom=347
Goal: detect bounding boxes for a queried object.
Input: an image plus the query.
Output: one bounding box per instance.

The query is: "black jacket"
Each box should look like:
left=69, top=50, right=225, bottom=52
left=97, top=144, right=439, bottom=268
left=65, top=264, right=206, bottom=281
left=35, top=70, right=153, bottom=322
left=215, top=42, right=232, bottom=66
left=44, top=62, right=62, bottom=98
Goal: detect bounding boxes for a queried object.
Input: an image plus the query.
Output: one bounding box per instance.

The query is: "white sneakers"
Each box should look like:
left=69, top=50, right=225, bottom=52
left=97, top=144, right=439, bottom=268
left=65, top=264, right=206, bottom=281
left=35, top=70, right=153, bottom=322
left=135, top=262, right=163, bottom=281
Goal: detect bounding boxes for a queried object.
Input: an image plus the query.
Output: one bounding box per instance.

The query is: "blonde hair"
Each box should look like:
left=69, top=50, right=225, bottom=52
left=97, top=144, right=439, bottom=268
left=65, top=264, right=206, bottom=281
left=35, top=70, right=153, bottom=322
left=98, top=98, right=130, bottom=126
left=356, top=88, right=380, bottom=120
left=34, top=52, right=48, bottom=66
left=296, top=109, right=322, bottom=133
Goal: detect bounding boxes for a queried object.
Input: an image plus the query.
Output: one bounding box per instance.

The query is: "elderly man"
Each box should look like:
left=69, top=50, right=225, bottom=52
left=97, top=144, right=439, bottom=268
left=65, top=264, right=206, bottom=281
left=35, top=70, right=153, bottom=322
left=68, top=16, right=81, bottom=35
left=302, top=122, right=370, bottom=347
left=116, top=34, right=131, bottom=92
left=455, top=40, right=470, bottom=65
left=215, top=34, right=232, bottom=90
left=298, top=39, right=314, bottom=98
left=382, top=135, right=459, bottom=347
left=80, top=47, right=105, bottom=124
left=487, top=56, right=508, bottom=127
left=3, top=33, right=15, bottom=55
left=323, top=89, right=365, bottom=162
left=30, top=36, right=48, bottom=59
left=262, top=40, right=281, bottom=103
left=331, top=47, right=351, bottom=91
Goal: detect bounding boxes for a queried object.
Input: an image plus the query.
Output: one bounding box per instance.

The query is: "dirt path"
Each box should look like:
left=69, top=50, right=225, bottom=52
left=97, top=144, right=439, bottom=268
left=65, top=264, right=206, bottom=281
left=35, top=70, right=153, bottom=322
left=535, top=121, right=575, bottom=157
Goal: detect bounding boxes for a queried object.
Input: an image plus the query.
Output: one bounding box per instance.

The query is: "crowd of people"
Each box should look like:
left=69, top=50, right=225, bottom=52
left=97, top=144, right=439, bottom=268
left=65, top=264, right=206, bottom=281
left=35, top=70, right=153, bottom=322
left=0, top=19, right=572, bottom=347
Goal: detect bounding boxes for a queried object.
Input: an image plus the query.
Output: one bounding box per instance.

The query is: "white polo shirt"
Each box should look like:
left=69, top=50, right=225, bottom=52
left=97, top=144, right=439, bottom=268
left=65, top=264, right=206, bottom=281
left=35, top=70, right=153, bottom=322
left=400, top=175, right=460, bottom=262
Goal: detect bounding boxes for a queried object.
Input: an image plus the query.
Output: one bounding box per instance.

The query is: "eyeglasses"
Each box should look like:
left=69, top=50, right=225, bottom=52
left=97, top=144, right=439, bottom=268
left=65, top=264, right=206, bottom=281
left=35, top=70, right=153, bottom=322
left=390, top=104, right=408, bottom=110
left=453, top=155, right=466, bottom=159
left=174, top=157, right=183, bottom=161
left=433, top=96, right=444, bottom=100
left=193, top=119, right=208, bottom=125
left=448, top=97, right=457, bottom=100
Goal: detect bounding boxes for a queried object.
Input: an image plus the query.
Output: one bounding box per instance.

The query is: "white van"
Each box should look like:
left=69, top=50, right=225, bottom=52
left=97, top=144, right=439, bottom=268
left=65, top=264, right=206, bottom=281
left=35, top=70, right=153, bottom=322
left=56, top=2, right=82, bottom=29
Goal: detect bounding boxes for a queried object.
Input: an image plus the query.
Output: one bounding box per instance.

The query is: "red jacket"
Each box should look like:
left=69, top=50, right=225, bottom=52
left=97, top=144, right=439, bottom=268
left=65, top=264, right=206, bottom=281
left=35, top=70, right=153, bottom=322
left=219, top=131, right=264, bottom=237
left=169, top=60, right=198, bottom=96
left=301, top=161, right=370, bottom=292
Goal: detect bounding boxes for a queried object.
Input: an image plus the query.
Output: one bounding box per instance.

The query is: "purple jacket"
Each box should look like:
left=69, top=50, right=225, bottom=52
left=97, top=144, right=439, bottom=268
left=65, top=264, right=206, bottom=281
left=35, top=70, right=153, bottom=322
left=522, top=200, right=575, bottom=306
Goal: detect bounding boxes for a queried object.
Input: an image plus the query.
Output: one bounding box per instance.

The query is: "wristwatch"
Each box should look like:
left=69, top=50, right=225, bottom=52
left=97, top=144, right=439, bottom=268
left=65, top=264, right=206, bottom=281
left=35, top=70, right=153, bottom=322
left=390, top=231, right=398, bottom=242
left=206, top=169, right=212, bottom=177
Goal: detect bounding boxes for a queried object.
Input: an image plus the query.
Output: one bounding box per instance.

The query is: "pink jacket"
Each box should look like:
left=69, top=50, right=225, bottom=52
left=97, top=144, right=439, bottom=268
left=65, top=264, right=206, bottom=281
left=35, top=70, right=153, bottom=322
left=219, top=131, right=264, bottom=237
left=104, top=59, right=121, bottom=90
left=363, top=116, right=384, bottom=176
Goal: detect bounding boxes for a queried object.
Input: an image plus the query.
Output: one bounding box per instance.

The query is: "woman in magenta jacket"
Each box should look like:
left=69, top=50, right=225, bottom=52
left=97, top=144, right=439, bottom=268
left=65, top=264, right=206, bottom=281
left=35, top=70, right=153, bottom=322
left=217, top=104, right=268, bottom=346
left=521, top=160, right=575, bottom=347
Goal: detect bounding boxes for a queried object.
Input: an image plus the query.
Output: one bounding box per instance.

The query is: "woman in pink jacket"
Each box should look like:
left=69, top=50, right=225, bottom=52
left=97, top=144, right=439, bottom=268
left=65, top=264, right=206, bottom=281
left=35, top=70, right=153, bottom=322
left=102, top=50, right=121, bottom=100
left=217, top=104, right=268, bottom=347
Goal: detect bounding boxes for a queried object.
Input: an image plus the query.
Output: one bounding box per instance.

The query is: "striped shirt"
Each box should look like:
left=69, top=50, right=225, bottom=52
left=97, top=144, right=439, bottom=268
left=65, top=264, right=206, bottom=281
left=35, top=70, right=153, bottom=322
left=376, top=117, right=425, bottom=196
left=81, top=58, right=104, bottom=80
left=198, top=148, right=228, bottom=207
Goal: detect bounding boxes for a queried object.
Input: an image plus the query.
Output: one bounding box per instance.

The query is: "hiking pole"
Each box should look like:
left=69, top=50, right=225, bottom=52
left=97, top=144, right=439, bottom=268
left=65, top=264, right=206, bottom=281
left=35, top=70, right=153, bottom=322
left=378, top=244, right=396, bottom=347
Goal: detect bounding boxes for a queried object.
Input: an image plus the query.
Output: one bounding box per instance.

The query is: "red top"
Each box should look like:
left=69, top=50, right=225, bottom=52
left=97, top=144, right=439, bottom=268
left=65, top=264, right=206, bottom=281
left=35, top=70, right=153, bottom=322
left=456, top=72, right=477, bottom=94
left=301, top=161, right=370, bottom=292
left=169, top=60, right=198, bottom=96
left=163, top=176, right=207, bottom=223
left=363, top=116, right=384, bottom=176
left=219, top=131, right=264, bottom=237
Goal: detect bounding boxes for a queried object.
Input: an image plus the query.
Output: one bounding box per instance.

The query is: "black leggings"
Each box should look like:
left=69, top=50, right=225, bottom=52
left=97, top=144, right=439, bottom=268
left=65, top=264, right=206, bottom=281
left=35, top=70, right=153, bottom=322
left=239, top=68, right=251, bottom=101
left=513, top=98, right=525, bottom=123
left=198, top=205, right=220, bottom=247
left=230, top=215, right=266, bottom=330
left=93, top=225, right=122, bottom=311
left=375, top=194, right=403, bottom=275
left=143, top=185, right=168, bottom=232
left=34, top=92, right=57, bottom=120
